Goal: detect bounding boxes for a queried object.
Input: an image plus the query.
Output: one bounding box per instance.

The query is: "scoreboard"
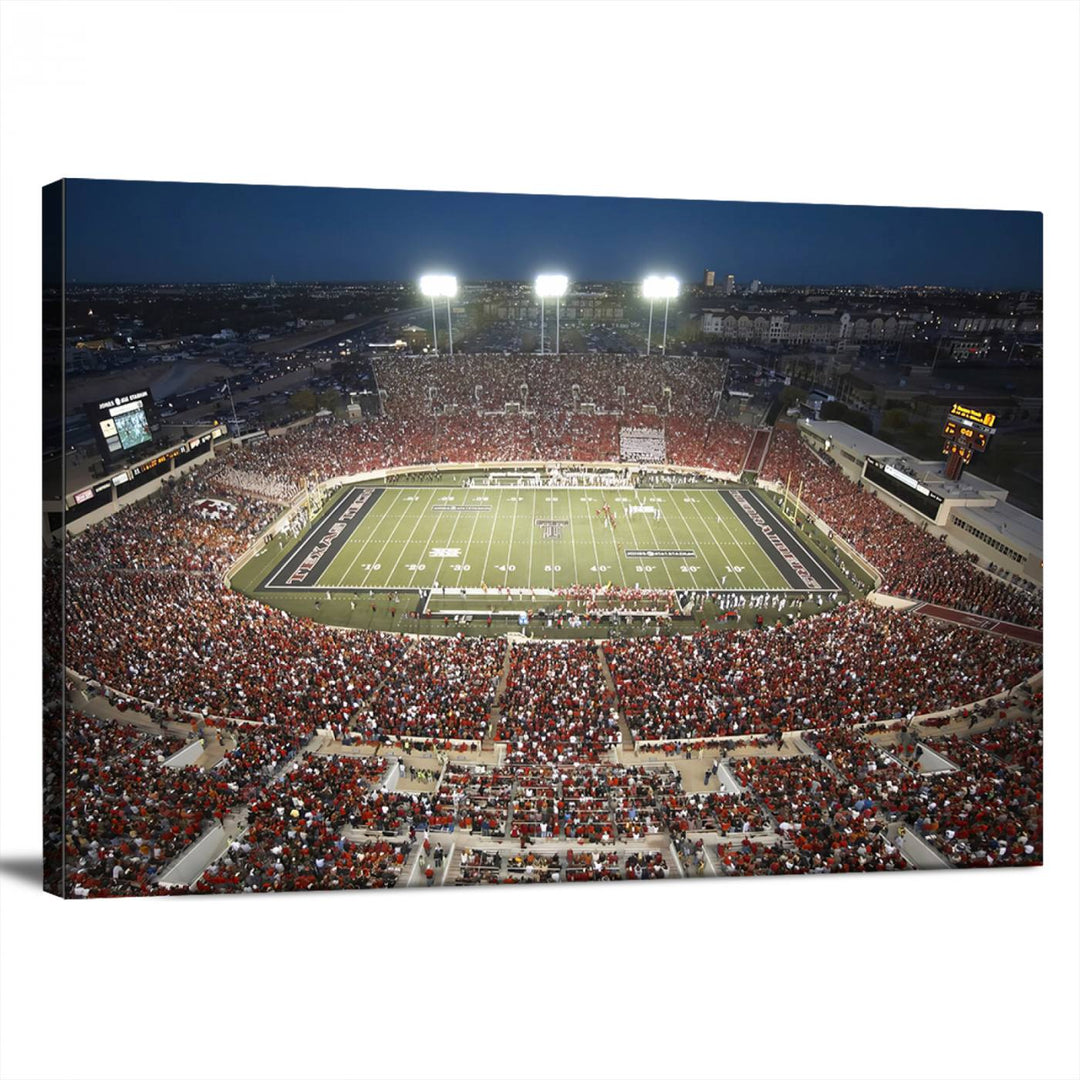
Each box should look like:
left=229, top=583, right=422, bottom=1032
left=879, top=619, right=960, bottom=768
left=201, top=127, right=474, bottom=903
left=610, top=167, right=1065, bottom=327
left=941, top=403, right=996, bottom=480
left=85, top=388, right=156, bottom=465
left=942, top=419, right=989, bottom=451
left=948, top=403, right=997, bottom=430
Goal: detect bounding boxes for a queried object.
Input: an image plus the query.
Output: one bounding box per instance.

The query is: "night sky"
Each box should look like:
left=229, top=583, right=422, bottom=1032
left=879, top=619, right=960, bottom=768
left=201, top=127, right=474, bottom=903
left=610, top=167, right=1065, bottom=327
left=63, top=179, right=1042, bottom=289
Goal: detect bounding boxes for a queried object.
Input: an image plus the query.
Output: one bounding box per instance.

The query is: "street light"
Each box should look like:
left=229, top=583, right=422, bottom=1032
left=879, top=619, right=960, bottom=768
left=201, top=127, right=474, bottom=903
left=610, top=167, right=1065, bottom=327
left=535, top=274, right=569, bottom=355
left=642, top=274, right=679, bottom=355
left=419, top=274, right=458, bottom=357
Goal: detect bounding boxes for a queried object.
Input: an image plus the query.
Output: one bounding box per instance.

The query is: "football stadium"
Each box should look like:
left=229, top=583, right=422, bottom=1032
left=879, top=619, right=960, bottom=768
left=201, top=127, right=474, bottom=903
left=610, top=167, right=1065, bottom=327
left=46, top=345, right=1044, bottom=897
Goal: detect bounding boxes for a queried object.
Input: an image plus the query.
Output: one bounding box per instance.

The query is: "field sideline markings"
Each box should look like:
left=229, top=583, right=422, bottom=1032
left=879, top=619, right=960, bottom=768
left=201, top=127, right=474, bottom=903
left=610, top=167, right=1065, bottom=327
left=477, top=486, right=506, bottom=590
left=429, top=487, right=472, bottom=591
left=334, top=487, right=407, bottom=588
left=630, top=490, right=679, bottom=592
left=257, top=484, right=368, bottom=590
left=684, top=489, right=754, bottom=591
left=739, top=487, right=842, bottom=592
left=715, top=489, right=798, bottom=592
left=387, top=487, right=439, bottom=589
left=454, top=488, right=490, bottom=589
left=664, top=489, right=717, bottom=591
left=565, top=488, right=582, bottom=587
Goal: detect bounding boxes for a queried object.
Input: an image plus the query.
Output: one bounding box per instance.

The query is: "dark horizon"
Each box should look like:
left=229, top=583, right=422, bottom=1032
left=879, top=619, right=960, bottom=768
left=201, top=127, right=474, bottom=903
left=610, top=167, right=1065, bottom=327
left=61, top=278, right=1044, bottom=292
left=62, top=179, right=1044, bottom=291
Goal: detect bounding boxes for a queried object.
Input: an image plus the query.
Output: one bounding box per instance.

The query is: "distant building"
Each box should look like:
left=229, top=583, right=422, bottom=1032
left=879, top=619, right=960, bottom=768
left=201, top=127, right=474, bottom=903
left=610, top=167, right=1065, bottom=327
left=723, top=274, right=736, bottom=296
left=703, top=269, right=715, bottom=288
left=700, top=307, right=915, bottom=347
left=749, top=280, right=762, bottom=294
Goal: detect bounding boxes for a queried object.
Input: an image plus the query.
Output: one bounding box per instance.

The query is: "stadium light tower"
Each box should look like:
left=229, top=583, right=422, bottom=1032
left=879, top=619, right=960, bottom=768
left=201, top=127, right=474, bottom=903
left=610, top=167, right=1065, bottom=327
left=419, top=274, right=458, bottom=357
left=535, top=274, right=569, bottom=355
left=642, top=274, right=679, bottom=355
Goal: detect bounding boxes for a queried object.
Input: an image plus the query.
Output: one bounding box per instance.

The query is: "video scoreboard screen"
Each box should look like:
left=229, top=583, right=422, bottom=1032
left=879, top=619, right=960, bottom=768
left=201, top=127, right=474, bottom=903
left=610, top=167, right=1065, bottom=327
left=85, top=389, right=155, bottom=462
left=863, top=457, right=944, bottom=521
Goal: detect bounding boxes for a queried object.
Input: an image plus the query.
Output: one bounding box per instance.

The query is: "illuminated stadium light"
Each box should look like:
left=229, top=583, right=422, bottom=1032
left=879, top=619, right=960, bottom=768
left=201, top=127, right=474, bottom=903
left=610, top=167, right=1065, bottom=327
left=419, top=274, right=458, bottom=356
left=535, top=273, right=570, bottom=355
left=642, top=275, right=679, bottom=354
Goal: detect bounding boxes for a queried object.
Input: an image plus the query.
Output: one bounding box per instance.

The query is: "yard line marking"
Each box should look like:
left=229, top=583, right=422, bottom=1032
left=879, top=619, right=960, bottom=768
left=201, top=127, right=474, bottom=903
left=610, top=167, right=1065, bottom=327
left=336, top=488, right=406, bottom=588
left=715, top=489, right=793, bottom=591
left=663, top=488, right=715, bottom=591
left=631, top=490, right=678, bottom=592
left=581, top=489, right=606, bottom=587
left=478, top=486, right=506, bottom=589
left=392, top=487, right=440, bottom=589
left=565, top=488, right=581, bottom=588
left=601, top=492, right=625, bottom=589
left=454, top=490, right=488, bottom=589
left=428, top=489, right=472, bottom=590
left=684, top=489, right=752, bottom=591
left=502, top=487, right=522, bottom=590
left=526, top=488, right=536, bottom=592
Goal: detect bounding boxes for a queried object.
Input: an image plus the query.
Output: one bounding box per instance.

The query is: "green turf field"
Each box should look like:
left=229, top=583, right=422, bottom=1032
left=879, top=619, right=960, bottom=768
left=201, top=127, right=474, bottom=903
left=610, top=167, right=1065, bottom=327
left=244, top=481, right=844, bottom=598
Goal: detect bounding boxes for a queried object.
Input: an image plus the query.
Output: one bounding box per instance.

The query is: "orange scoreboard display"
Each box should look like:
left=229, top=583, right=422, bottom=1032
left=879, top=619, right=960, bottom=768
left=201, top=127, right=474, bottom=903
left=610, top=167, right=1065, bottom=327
left=941, top=403, right=996, bottom=478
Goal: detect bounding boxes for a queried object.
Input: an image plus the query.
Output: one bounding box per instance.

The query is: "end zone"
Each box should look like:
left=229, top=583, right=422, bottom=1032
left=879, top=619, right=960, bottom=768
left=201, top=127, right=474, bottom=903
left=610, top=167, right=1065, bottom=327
left=259, top=486, right=384, bottom=590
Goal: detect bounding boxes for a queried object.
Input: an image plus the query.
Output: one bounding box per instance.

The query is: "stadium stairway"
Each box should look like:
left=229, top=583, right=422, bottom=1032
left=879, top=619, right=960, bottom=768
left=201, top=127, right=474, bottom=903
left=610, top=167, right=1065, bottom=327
left=594, top=643, right=634, bottom=756
left=483, top=642, right=513, bottom=750
left=740, top=427, right=773, bottom=475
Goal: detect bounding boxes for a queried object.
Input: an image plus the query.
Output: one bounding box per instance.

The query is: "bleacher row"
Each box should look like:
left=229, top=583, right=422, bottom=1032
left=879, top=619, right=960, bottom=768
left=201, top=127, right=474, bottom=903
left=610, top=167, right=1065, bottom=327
left=55, top=685, right=1041, bottom=896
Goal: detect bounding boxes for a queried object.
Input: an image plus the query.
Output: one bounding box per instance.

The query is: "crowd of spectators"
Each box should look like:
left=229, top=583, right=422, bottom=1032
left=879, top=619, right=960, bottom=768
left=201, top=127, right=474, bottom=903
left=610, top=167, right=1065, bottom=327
left=53, top=353, right=1043, bottom=896
left=375, top=353, right=724, bottom=420
left=759, top=428, right=1042, bottom=626
left=498, top=642, right=620, bottom=764
left=663, top=416, right=753, bottom=474
left=214, top=464, right=300, bottom=504
left=66, top=466, right=280, bottom=577
left=66, top=571, right=408, bottom=727
left=726, top=755, right=910, bottom=874
left=354, top=635, right=504, bottom=743
left=604, top=602, right=1040, bottom=743
left=63, top=711, right=225, bottom=897
left=904, top=732, right=1042, bottom=867
left=192, top=751, right=407, bottom=893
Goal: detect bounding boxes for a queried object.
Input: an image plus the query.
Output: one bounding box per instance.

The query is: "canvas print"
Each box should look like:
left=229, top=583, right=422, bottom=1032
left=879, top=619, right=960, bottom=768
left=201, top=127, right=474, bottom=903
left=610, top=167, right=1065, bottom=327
left=42, top=181, right=1043, bottom=898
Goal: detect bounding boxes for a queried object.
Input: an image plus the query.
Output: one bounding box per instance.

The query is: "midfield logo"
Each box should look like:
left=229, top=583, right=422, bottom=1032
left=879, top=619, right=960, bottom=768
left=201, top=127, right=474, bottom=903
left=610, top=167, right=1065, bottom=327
left=429, top=547, right=462, bottom=559
left=535, top=518, right=569, bottom=540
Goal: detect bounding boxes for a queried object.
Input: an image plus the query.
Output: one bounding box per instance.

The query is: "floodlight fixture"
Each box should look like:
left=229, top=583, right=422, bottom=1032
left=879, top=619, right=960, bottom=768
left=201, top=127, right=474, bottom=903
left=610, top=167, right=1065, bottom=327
left=642, top=274, right=679, bottom=299
left=535, top=274, right=569, bottom=298
left=642, top=275, right=680, bottom=354
left=535, top=273, right=570, bottom=355
left=419, top=274, right=458, bottom=298
left=419, top=274, right=458, bottom=356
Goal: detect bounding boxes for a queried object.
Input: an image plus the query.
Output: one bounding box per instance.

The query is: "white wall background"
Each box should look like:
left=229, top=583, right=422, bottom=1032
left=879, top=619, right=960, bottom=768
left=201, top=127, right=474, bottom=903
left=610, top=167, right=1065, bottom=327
left=2, top=3, right=1077, bottom=1079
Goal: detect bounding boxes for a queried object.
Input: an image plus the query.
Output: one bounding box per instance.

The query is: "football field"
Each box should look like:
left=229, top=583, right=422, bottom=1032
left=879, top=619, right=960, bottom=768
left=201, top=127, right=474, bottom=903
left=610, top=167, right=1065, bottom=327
left=251, top=483, right=842, bottom=598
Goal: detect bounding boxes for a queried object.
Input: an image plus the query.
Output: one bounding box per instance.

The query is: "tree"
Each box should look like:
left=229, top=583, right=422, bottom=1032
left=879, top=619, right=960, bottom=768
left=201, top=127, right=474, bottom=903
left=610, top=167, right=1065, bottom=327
left=819, top=401, right=846, bottom=421
left=779, top=386, right=806, bottom=408
left=289, top=388, right=317, bottom=414
left=881, top=408, right=910, bottom=430
left=317, top=389, right=344, bottom=414
left=845, top=409, right=873, bottom=434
